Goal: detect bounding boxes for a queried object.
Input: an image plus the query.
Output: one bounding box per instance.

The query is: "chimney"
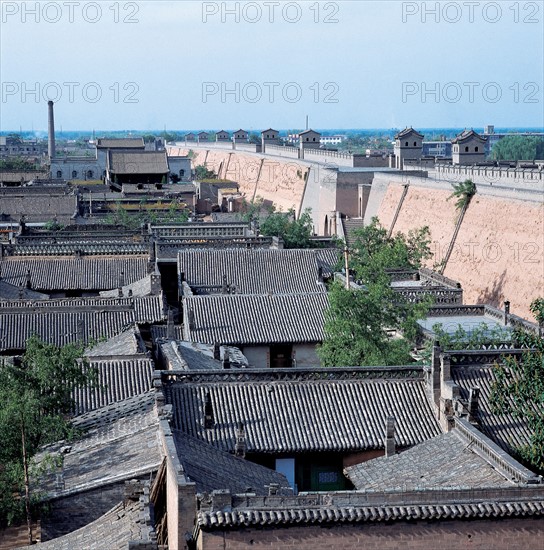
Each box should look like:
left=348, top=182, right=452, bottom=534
left=468, top=386, right=480, bottom=421
left=213, top=343, right=221, bottom=360
left=222, top=274, right=228, bottom=294
left=148, top=238, right=156, bottom=273
left=504, top=300, right=510, bottom=325
left=203, top=392, right=214, bottom=428
left=47, top=100, right=56, bottom=159
left=384, top=416, right=396, bottom=457
left=235, top=422, right=246, bottom=458
left=119, top=271, right=125, bottom=289
left=25, top=269, right=31, bottom=289
left=430, top=341, right=441, bottom=406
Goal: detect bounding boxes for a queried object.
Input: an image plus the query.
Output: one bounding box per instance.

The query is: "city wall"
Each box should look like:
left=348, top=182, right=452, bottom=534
left=168, top=145, right=339, bottom=234
left=367, top=173, right=544, bottom=321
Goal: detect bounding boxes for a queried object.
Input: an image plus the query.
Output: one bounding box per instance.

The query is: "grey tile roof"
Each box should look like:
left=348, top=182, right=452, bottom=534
left=451, top=364, right=544, bottom=455
left=345, top=430, right=515, bottom=491
left=0, top=256, right=149, bottom=290
left=85, top=327, right=146, bottom=357
left=314, top=248, right=340, bottom=277
left=342, top=218, right=365, bottom=248
left=395, top=127, right=424, bottom=139
left=96, top=137, right=145, bottom=149
left=17, top=498, right=152, bottom=550
left=0, top=280, right=49, bottom=300
left=178, top=249, right=328, bottom=295
left=37, top=392, right=161, bottom=500
left=452, top=129, right=487, bottom=144
left=99, top=274, right=153, bottom=297
left=7, top=241, right=149, bottom=256
left=197, top=490, right=544, bottom=529
left=183, top=292, right=329, bottom=345
left=0, top=296, right=166, bottom=351
left=173, top=430, right=290, bottom=495
left=72, top=391, right=156, bottom=432
left=151, top=323, right=184, bottom=341
left=73, top=356, right=155, bottom=415
left=159, top=340, right=248, bottom=371
left=164, top=368, right=441, bottom=453
left=0, top=194, right=77, bottom=223
left=109, top=150, right=169, bottom=174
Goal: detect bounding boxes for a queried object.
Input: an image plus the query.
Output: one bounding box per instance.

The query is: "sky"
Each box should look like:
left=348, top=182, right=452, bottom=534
left=1, top=0, right=543, bottom=131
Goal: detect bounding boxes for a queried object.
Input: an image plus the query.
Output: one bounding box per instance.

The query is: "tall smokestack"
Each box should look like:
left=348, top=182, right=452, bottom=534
left=48, top=100, right=55, bottom=159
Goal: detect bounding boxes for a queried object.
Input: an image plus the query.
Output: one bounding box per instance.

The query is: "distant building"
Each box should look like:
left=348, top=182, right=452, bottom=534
left=215, top=130, right=230, bottom=142
left=451, top=129, right=487, bottom=165
left=393, top=127, right=424, bottom=169
left=483, top=125, right=544, bottom=156
left=299, top=129, right=322, bottom=150
left=106, top=150, right=170, bottom=187
left=167, top=155, right=192, bottom=182
left=422, top=140, right=452, bottom=158
left=0, top=136, right=46, bottom=157
left=320, top=135, right=347, bottom=146
left=233, top=129, right=248, bottom=142
left=197, top=132, right=210, bottom=143
left=185, top=133, right=197, bottom=142
left=261, top=128, right=279, bottom=142
left=261, top=128, right=279, bottom=152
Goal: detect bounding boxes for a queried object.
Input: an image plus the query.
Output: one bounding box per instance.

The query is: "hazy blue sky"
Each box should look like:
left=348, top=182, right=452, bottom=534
left=1, top=0, right=543, bottom=130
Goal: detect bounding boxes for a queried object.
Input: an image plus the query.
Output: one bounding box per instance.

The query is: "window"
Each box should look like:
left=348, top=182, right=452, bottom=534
left=56, top=170, right=62, bottom=178
left=72, top=170, right=77, bottom=178
left=313, top=138, right=316, bottom=142
left=87, top=170, right=93, bottom=178
left=414, top=141, right=417, bottom=146
left=475, top=146, right=479, bottom=152
left=465, top=146, right=469, bottom=152
left=405, top=141, right=409, bottom=146
left=179, top=169, right=185, bottom=177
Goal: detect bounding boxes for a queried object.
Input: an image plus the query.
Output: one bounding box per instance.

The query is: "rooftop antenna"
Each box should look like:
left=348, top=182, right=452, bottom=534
left=306, top=115, right=308, bottom=130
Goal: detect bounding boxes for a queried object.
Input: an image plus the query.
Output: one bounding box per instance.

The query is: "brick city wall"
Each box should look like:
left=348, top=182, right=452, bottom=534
left=197, top=517, right=544, bottom=550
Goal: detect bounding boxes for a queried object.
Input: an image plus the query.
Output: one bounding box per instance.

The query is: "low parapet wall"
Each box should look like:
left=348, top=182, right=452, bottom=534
left=402, top=162, right=544, bottom=189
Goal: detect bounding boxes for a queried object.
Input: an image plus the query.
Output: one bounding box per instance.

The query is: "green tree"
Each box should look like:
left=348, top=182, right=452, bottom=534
left=194, top=165, right=216, bottom=180
left=318, top=218, right=432, bottom=367
left=439, top=179, right=476, bottom=274
left=490, top=299, right=544, bottom=472
left=491, top=135, right=544, bottom=161
left=259, top=208, right=314, bottom=249
left=0, top=337, right=96, bottom=541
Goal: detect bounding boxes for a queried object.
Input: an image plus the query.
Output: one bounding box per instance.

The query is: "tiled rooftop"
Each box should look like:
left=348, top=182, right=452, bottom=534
left=183, top=292, right=329, bottom=345
left=164, top=367, right=441, bottom=454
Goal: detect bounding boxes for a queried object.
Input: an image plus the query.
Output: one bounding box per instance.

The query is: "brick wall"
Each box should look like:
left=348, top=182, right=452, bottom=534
left=197, top=518, right=544, bottom=550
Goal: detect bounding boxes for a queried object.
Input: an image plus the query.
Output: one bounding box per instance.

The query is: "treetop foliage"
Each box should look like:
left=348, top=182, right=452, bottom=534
left=318, top=218, right=433, bottom=367
left=0, top=337, right=96, bottom=528
left=447, top=179, right=477, bottom=211
left=242, top=198, right=315, bottom=249
left=489, top=305, right=544, bottom=472
left=491, top=135, right=544, bottom=161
